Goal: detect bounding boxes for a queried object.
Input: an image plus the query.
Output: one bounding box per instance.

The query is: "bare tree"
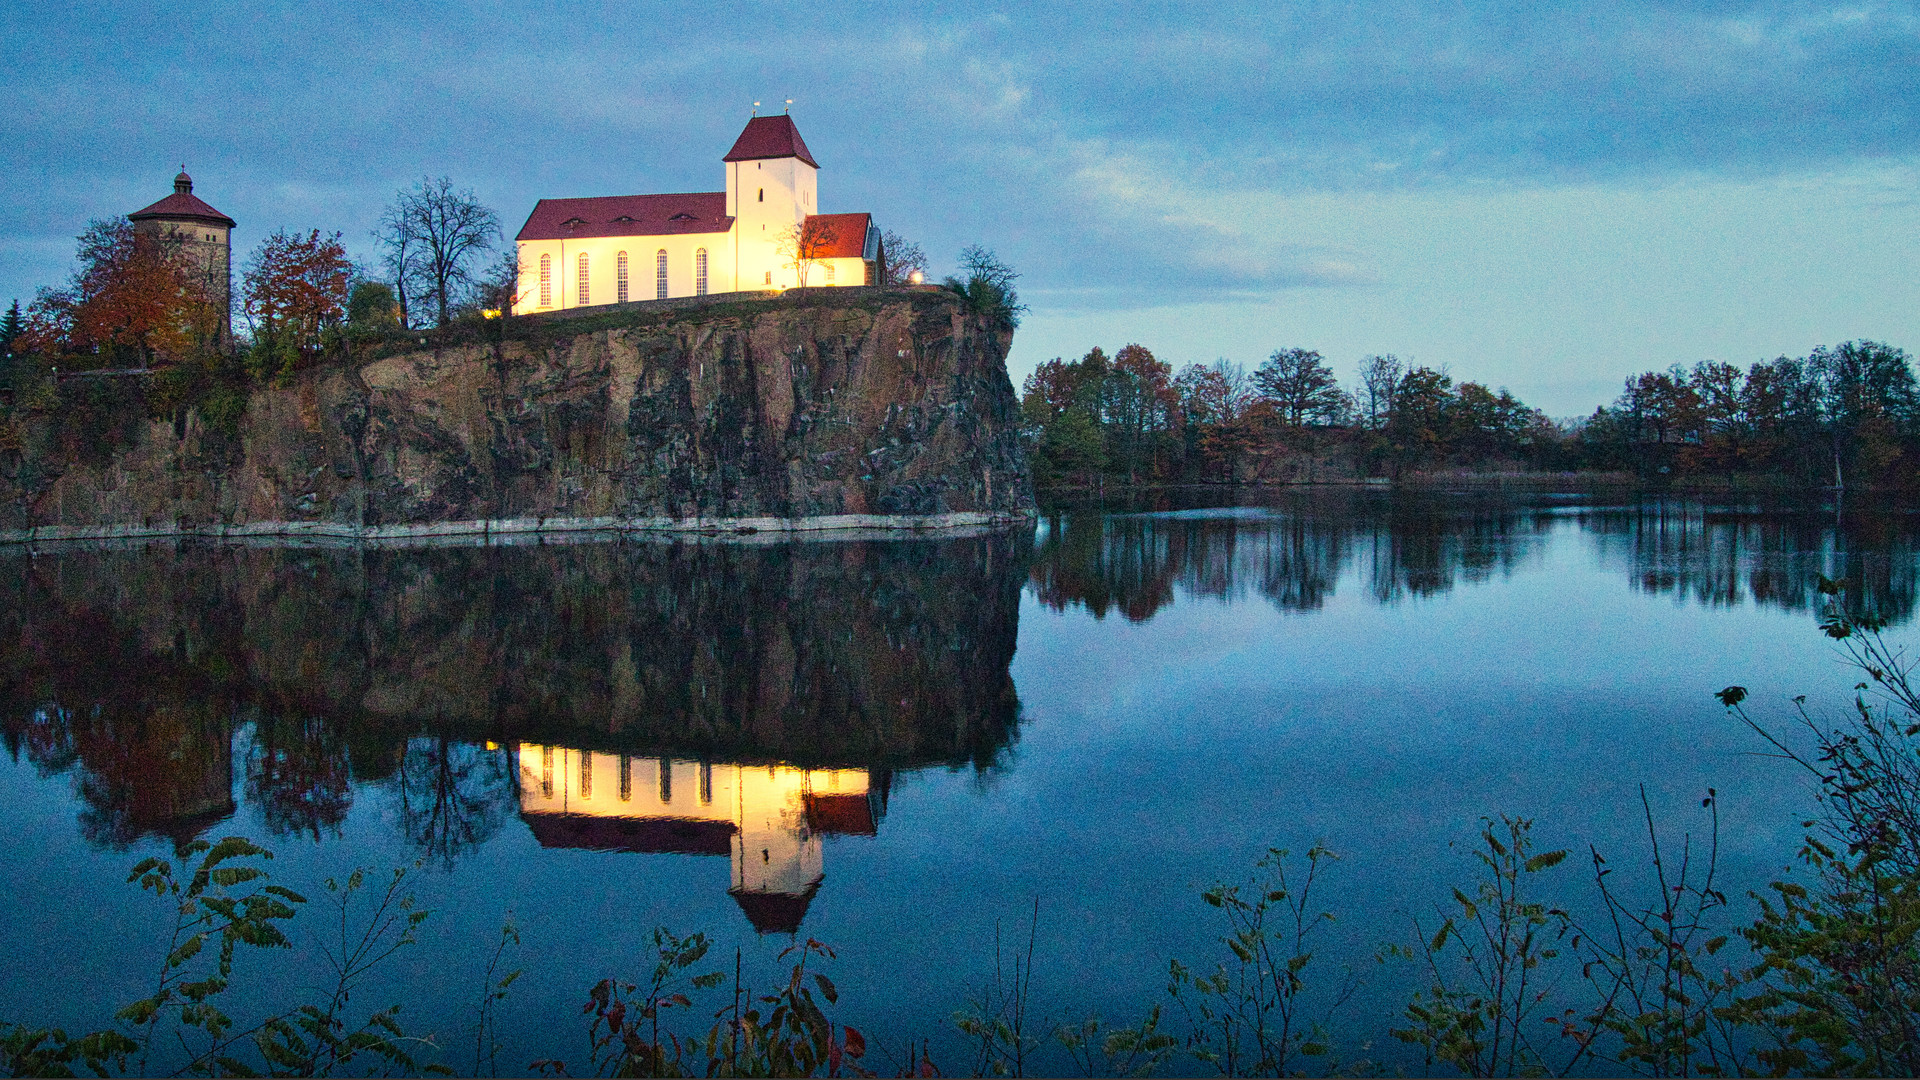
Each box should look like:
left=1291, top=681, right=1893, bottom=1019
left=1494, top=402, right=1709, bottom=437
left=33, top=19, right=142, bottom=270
left=376, top=177, right=500, bottom=327
left=1359, top=353, right=1405, bottom=430
left=880, top=228, right=927, bottom=285
left=775, top=217, right=839, bottom=287
left=374, top=204, right=418, bottom=330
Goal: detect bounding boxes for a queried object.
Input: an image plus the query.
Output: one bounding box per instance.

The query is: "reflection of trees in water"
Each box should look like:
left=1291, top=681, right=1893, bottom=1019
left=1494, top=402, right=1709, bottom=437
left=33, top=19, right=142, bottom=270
left=1029, top=494, right=1920, bottom=627
left=0, top=588, right=239, bottom=848
left=243, top=714, right=352, bottom=842
left=1029, top=495, right=1548, bottom=618
left=35, top=703, right=234, bottom=850
left=1583, top=502, right=1920, bottom=624
left=389, top=737, right=512, bottom=867
left=1361, top=501, right=1549, bottom=605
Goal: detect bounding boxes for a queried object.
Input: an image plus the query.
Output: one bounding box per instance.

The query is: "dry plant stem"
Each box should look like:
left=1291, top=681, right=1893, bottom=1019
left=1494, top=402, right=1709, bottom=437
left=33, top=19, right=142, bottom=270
left=956, top=897, right=1042, bottom=1077
left=1568, top=786, right=1749, bottom=1077
left=472, top=917, right=521, bottom=1077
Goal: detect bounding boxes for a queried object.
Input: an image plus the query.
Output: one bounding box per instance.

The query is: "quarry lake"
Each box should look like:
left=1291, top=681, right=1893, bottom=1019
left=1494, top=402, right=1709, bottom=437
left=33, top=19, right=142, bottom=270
left=0, top=489, right=1913, bottom=1073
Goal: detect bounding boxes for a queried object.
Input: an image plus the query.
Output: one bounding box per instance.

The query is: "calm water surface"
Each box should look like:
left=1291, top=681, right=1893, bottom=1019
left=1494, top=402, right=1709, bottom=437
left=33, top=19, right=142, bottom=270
left=1, top=491, right=1914, bottom=1072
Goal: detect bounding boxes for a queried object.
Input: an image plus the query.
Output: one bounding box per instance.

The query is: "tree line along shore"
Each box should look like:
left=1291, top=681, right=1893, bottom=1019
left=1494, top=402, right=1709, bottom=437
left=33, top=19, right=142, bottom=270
left=1019, top=341, right=1919, bottom=492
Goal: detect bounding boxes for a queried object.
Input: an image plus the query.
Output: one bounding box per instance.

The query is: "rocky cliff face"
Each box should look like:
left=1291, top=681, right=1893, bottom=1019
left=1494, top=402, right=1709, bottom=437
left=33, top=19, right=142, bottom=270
left=0, top=288, right=1033, bottom=539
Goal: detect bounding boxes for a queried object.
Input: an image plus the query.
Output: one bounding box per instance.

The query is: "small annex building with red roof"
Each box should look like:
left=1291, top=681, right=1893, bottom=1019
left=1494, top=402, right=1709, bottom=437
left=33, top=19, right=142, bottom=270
left=513, top=114, right=884, bottom=313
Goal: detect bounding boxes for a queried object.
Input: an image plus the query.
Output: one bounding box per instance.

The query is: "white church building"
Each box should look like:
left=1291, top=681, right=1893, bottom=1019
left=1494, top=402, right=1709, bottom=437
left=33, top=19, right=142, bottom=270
left=513, top=114, right=882, bottom=312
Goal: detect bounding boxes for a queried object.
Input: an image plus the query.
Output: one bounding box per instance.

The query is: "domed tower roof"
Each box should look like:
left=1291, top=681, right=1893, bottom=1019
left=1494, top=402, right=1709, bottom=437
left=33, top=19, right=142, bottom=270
left=130, top=170, right=235, bottom=228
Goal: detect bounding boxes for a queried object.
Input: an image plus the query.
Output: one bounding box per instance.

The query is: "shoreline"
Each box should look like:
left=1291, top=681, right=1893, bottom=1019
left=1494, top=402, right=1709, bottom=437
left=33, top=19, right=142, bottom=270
left=0, top=509, right=1037, bottom=548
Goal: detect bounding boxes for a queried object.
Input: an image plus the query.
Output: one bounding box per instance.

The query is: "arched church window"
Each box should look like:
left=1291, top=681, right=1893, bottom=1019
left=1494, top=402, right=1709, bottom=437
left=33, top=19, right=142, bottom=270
left=758, top=188, right=764, bottom=203
left=656, top=250, right=668, bottom=299
left=695, top=249, right=708, bottom=295
left=616, top=251, right=629, bottom=303
left=538, top=254, right=551, bottom=308
left=577, top=253, right=590, bottom=305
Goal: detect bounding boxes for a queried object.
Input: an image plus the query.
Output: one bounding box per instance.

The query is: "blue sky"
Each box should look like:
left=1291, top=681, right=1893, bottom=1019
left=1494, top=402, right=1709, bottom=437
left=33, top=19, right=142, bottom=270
left=1, top=1, right=1916, bottom=413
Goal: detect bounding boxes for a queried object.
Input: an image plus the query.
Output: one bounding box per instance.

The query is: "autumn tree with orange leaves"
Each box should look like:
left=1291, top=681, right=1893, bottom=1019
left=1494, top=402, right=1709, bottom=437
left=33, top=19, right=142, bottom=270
left=22, top=219, right=218, bottom=368
left=241, top=229, right=353, bottom=379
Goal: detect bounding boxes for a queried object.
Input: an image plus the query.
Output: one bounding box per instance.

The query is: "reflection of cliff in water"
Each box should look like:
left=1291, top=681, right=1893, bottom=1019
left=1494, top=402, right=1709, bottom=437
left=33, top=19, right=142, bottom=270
left=1028, top=493, right=1550, bottom=621
left=1027, top=492, right=1920, bottom=627
left=0, top=532, right=1027, bottom=851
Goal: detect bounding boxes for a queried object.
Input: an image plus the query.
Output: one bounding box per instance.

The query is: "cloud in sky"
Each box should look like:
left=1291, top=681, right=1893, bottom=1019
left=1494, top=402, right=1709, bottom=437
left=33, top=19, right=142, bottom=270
left=1, top=1, right=1915, bottom=412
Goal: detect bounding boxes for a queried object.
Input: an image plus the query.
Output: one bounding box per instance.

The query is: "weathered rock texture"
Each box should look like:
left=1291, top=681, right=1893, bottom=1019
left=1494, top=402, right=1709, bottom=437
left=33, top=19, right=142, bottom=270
left=0, top=288, right=1033, bottom=540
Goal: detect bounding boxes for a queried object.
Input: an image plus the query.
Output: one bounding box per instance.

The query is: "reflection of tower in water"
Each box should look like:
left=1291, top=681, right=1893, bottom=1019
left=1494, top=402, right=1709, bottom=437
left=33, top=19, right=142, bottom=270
left=513, top=745, right=884, bottom=934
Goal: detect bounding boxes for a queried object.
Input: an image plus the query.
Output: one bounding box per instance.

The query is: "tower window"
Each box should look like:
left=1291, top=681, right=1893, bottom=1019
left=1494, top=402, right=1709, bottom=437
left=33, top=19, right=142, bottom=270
left=825, top=264, right=835, bottom=284
left=576, top=253, right=590, bottom=305
left=695, top=249, right=708, bottom=296
left=538, top=254, right=551, bottom=307
left=616, top=251, right=629, bottom=303
left=579, top=750, right=593, bottom=799
left=758, top=189, right=764, bottom=203
left=655, top=250, right=668, bottom=299
left=658, top=759, right=673, bottom=802
left=764, top=271, right=772, bottom=285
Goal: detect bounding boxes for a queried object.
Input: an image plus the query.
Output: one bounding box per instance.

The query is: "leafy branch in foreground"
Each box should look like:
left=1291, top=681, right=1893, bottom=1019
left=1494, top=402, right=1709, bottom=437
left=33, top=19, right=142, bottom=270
left=1167, top=844, right=1353, bottom=1077
left=1391, top=817, right=1572, bottom=1078
left=539, top=931, right=866, bottom=1078
left=0, top=838, right=442, bottom=1078
left=1715, top=574, right=1920, bottom=1076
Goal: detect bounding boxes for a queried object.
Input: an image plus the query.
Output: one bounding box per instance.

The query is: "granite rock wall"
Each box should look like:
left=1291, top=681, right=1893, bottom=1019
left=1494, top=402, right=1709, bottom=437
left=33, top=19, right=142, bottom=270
left=0, top=288, right=1033, bottom=539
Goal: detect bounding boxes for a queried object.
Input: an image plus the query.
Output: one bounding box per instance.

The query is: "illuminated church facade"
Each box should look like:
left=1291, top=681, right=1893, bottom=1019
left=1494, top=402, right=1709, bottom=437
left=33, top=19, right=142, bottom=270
left=513, top=115, right=883, bottom=313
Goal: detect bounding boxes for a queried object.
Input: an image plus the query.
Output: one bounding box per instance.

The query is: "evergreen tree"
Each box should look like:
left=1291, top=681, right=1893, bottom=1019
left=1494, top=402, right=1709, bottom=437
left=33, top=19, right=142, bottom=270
left=0, top=300, right=22, bottom=359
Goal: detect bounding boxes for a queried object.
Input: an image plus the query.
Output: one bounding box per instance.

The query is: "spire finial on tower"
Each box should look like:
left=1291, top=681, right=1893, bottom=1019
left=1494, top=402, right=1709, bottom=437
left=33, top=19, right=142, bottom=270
left=784, top=99, right=792, bottom=114
left=752, top=101, right=760, bottom=115
left=173, top=168, right=192, bottom=195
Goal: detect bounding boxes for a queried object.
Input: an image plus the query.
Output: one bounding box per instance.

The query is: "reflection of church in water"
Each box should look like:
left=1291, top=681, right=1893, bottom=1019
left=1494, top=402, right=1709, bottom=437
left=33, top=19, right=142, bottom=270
left=514, top=745, right=885, bottom=934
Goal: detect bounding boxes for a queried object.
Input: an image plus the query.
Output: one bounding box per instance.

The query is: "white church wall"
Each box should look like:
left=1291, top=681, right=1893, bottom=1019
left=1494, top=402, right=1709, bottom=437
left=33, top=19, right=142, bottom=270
left=515, top=232, right=738, bottom=312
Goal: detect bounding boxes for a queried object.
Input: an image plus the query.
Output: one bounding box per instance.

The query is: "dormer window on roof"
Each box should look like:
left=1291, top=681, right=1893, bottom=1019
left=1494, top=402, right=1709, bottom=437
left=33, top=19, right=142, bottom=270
left=562, top=216, right=587, bottom=228
left=613, top=215, right=635, bottom=223
left=669, top=213, right=697, bottom=221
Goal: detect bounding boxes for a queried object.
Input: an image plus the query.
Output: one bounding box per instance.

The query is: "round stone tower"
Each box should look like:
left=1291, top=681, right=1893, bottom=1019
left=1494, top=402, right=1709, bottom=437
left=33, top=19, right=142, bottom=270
left=129, top=171, right=236, bottom=350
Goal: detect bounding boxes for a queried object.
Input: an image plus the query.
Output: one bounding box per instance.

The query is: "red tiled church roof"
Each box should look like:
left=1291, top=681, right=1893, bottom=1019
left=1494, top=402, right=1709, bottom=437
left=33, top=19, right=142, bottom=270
left=805, top=213, right=873, bottom=259
left=723, top=115, right=819, bottom=169
left=130, top=172, right=235, bottom=227
left=522, top=812, right=736, bottom=856
left=516, top=192, right=733, bottom=242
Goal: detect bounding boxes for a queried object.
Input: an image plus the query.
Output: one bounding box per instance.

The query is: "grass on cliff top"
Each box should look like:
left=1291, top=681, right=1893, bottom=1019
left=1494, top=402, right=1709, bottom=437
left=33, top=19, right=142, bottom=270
left=358, top=286, right=965, bottom=364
